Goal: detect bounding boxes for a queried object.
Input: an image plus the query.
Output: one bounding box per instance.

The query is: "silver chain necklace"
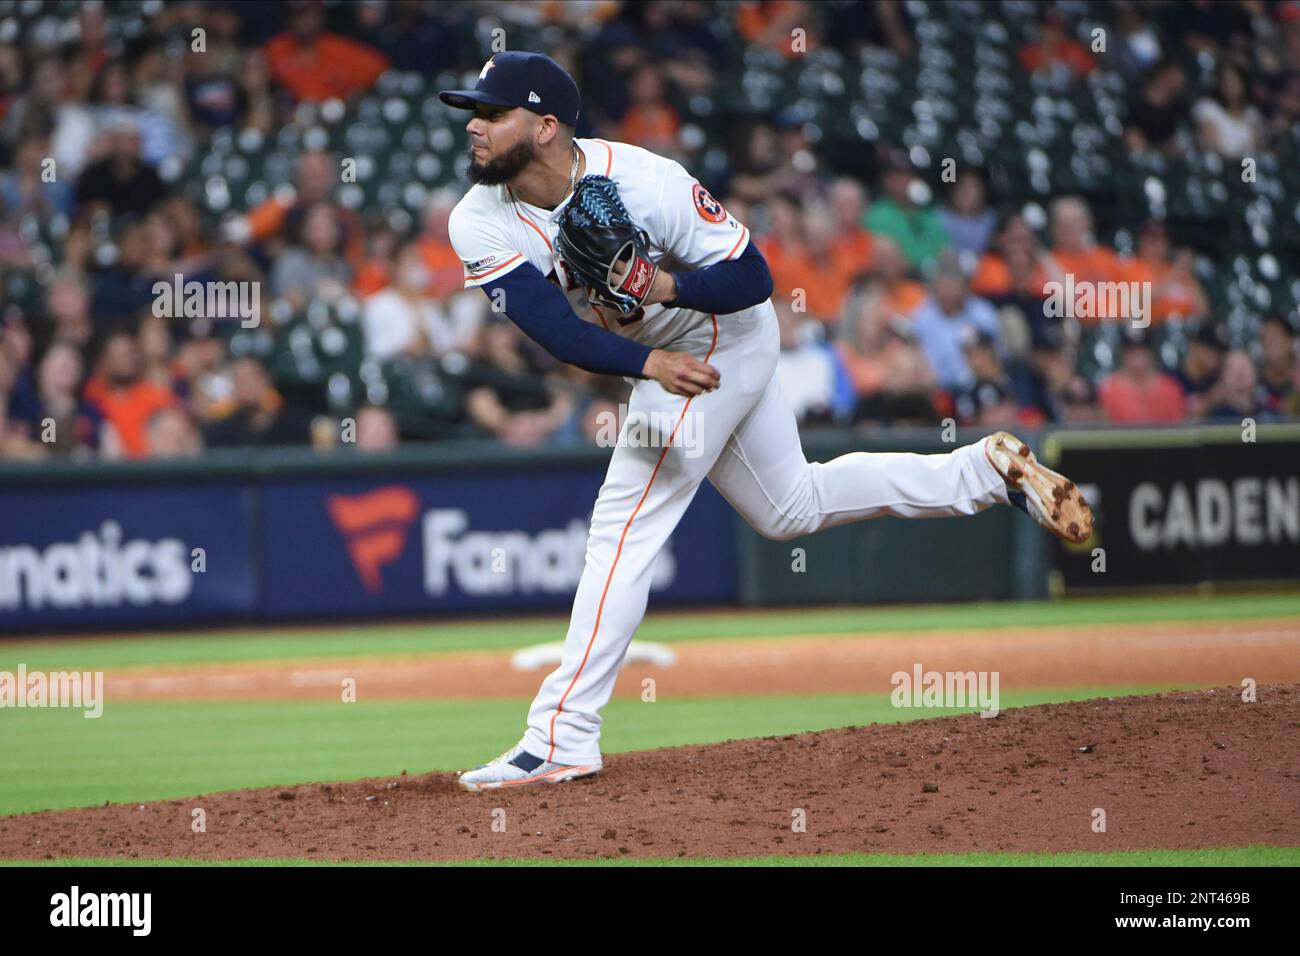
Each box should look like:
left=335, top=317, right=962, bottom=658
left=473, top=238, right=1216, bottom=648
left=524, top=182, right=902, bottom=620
left=510, top=142, right=581, bottom=215
left=564, top=142, right=580, bottom=203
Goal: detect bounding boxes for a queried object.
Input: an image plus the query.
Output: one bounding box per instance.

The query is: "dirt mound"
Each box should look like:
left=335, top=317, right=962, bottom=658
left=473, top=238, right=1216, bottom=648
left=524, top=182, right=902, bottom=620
left=3, top=687, right=1297, bottom=862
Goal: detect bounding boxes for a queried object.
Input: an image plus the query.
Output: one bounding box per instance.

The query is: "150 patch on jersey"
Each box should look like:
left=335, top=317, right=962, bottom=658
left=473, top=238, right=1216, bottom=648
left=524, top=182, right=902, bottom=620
left=692, top=183, right=727, bottom=223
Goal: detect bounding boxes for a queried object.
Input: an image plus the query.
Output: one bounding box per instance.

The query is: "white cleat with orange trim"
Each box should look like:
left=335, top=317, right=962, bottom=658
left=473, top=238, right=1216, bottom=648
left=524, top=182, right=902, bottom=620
left=983, top=431, right=1094, bottom=545
left=457, top=743, right=601, bottom=792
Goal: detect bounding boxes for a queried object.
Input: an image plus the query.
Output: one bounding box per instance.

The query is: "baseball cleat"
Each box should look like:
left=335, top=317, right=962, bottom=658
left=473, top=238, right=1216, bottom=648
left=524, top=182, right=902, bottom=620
left=984, top=431, right=1093, bottom=544
left=457, top=744, right=601, bottom=792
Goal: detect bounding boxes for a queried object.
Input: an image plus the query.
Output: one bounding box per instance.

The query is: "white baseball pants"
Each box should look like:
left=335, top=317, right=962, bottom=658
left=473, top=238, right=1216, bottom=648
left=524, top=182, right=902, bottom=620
left=521, top=303, right=1011, bottom=764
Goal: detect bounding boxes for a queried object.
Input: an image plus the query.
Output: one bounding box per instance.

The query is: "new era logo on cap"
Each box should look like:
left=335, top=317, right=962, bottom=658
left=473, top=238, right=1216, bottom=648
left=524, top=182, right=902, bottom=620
left=528, top=91, right=541, bottom=103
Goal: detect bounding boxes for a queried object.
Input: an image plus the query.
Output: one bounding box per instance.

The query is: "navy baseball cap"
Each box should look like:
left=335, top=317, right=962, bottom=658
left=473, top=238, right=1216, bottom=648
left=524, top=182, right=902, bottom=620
left=439, top=52, right=581, bottom=127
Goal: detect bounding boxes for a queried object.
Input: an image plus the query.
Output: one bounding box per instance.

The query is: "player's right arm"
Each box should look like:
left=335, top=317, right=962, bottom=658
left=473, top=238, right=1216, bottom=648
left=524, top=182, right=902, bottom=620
left=451, top=200, right=718, bottom=396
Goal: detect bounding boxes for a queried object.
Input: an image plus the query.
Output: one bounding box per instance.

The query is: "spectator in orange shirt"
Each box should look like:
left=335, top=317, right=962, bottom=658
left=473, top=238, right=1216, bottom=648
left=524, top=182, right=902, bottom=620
left=352, top=221, right=401, bottom=299
left=83, top=331, right=178, bottom=458
left=1045, top=196, right=1126, bottom=322
left=137, top=313, right=175, bottom=393
left=757, top=194, right=805, bottom=303
left=1019, top=9, right=1095, bottom=80
left=870, top=236, right=927, bottom=319
left=416, top=189, right=468, bottom=300
left=737, top=1, right=818, bottom=59
left=1047, top=196, right=1121, bottom=281
left=264, top=2, right=389, bottom=104
left=760, top=197, right=861, bottom=322
left=1098, top=329, right=1187, bottom=423
left=1122, top=221, right=1209, bottom=324
left=971, top=213, right=1053, bottom=300
left=616, top=65, right=680, bottom=155
left=835, top=281, right=938, bottom=424
left=799, top=208, right=864, bottom=321
left=827, top=177, right=874, bottom=268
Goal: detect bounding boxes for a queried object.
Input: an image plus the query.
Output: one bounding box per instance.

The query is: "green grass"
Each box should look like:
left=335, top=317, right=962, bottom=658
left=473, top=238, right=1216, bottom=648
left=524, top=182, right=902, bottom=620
left=3, top=847, right=1295, bottom=866
left=2, top=592, right=1297, bottom=671
left=0, top=686, right=1175, bottom=817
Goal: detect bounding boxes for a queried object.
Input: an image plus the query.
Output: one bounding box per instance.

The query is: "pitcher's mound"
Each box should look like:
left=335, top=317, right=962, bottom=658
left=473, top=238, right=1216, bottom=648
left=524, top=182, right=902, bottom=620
left=2, top=687, right=1297, bottom=862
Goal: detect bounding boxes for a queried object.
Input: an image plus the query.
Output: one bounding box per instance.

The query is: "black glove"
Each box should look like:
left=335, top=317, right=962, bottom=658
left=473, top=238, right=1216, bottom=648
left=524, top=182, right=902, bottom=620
left=555, top=175, right=659, bottom=314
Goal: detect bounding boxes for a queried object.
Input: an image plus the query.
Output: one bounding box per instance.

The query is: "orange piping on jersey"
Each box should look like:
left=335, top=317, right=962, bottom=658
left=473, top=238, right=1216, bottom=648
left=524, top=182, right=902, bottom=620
left=464, top=253, right=523, bottom=281
left=516, top=211, right=552, bottom=250
left=592, top=139, right=614, bottom=175
left=546, top=313, right=720, bottom=763
left=725, top=226, right=750, bottom=261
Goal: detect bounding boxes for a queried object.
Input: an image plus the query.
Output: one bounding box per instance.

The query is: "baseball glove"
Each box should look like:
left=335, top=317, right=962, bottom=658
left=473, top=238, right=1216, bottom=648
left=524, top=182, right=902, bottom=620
left=555, top=175, right=659, bottom=314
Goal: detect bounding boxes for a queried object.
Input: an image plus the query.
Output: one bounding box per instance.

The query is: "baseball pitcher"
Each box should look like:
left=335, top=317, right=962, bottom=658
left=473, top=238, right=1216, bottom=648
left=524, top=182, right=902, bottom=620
left=440, top=52, right=1092, bottom=790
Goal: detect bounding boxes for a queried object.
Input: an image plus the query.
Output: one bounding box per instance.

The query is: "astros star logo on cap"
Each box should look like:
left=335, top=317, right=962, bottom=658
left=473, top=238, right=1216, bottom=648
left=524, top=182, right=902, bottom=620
left=479, top=58, right=495, bottom=80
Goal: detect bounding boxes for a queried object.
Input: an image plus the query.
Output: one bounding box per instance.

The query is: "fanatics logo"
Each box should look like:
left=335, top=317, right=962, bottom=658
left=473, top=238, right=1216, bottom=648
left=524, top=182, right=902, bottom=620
left=327, top=486, right=421, bottom=594
left=692, top=182, right=727, bottom=223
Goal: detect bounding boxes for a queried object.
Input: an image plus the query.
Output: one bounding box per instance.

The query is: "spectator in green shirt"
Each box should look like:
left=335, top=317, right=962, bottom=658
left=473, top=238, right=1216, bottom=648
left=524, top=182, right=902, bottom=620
left=865, top=152, right=951, bottom=272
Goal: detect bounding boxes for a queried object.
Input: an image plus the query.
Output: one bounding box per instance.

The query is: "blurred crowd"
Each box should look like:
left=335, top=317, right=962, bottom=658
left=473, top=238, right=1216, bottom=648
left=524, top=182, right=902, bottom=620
left=0, top=0, right=1297, bottom=462
left=764, top=187, right=1299, bottom=432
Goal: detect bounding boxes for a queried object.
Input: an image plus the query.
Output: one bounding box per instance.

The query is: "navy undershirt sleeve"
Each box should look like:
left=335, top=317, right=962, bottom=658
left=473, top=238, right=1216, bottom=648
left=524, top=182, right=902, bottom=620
left=482, top=263, right=652, bottom=379
left=667, top=240, right=774, bottom=315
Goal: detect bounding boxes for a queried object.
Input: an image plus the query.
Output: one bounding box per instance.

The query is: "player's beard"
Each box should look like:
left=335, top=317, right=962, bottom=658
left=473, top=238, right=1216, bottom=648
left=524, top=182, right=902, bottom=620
left=466, top=139, right=536, bottom=186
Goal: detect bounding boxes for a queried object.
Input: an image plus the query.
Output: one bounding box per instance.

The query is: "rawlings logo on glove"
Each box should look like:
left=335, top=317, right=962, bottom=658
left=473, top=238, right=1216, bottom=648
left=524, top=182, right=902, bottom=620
left=555, top=175, right=659, bottom=314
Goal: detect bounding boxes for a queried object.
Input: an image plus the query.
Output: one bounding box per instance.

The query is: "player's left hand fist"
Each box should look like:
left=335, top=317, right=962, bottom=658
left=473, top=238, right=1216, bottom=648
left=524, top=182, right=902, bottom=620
left=611, top=257, right=677, bottom=307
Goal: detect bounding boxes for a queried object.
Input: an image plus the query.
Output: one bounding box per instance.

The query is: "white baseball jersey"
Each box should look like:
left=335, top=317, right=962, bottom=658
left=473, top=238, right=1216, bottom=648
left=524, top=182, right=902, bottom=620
left=448, top=140, right=1012, bottom=769
left=449, top=138, right=753, bottom=353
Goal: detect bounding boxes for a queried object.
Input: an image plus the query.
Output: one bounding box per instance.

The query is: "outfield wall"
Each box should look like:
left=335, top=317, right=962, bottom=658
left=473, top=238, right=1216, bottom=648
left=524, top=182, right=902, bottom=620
left=1, top=425, right=1296, bottom=633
